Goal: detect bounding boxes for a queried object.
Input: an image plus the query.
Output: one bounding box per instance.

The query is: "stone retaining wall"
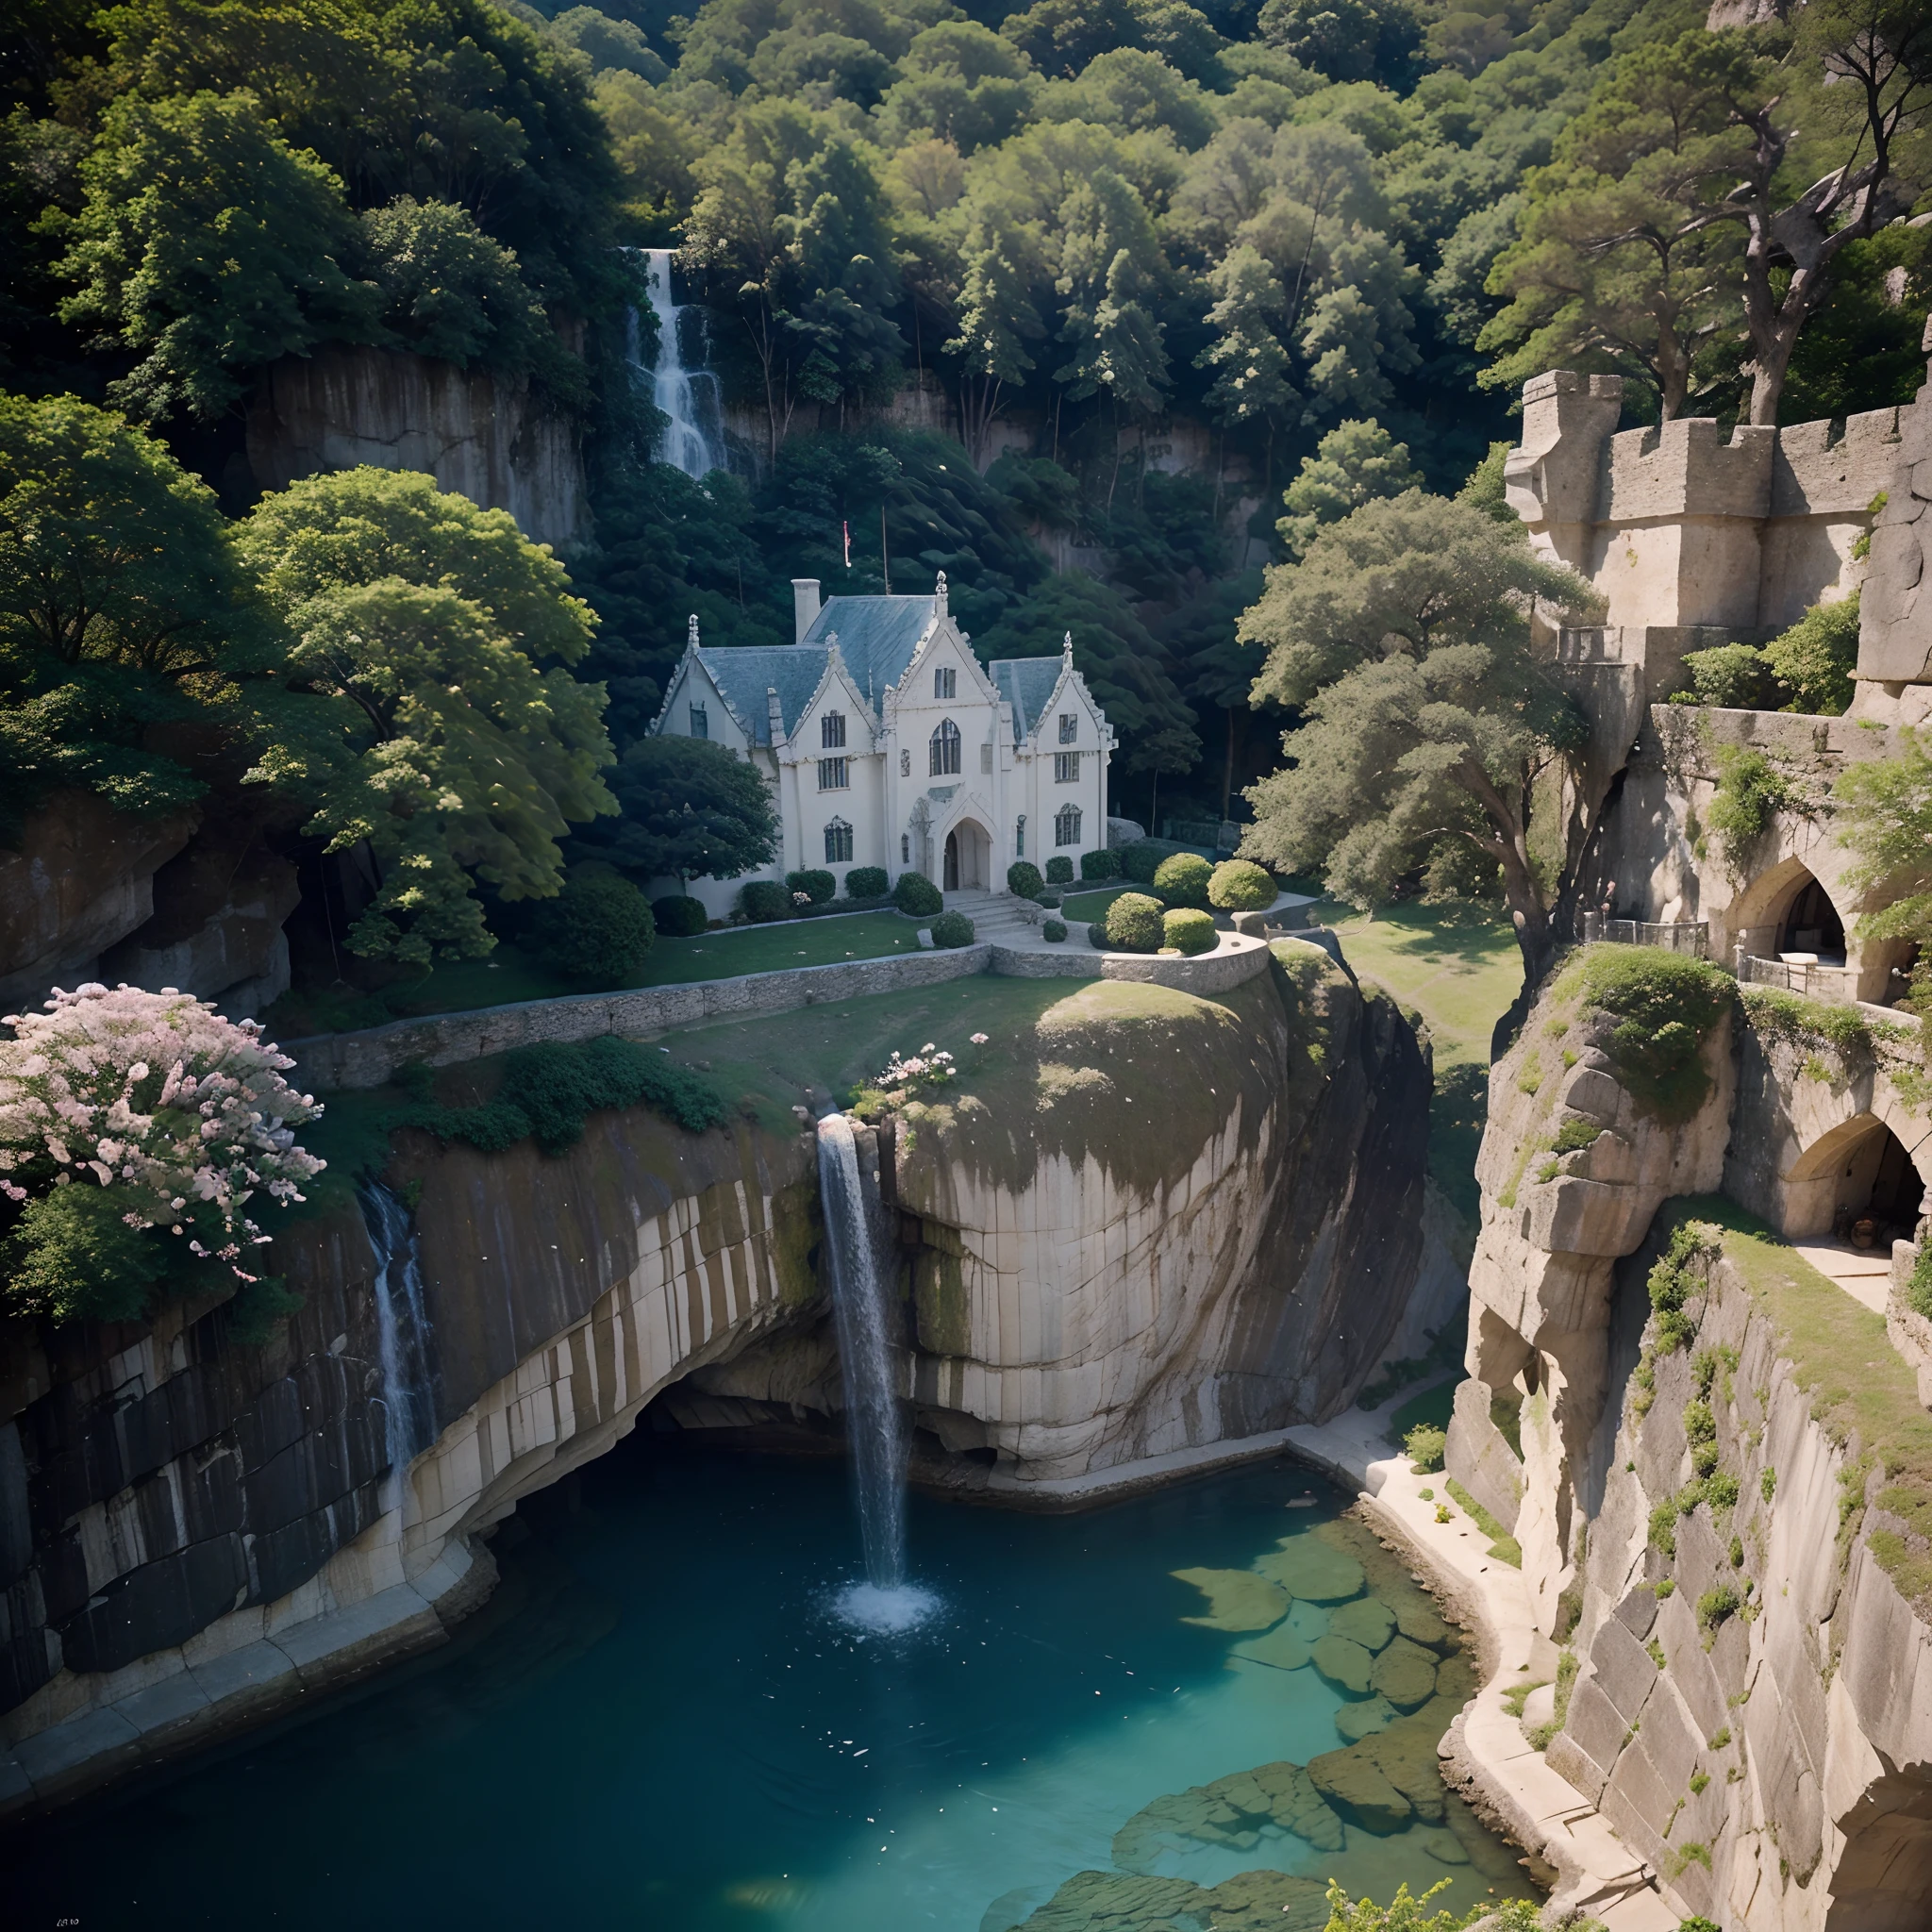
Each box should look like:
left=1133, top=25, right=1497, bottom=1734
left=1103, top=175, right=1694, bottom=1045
left=287, top=934, right=1275, bottom=1090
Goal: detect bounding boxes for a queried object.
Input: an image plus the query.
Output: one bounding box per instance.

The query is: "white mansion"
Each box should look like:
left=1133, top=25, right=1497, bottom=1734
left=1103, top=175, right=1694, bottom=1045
left=647, top=575, right=1116, bottom=917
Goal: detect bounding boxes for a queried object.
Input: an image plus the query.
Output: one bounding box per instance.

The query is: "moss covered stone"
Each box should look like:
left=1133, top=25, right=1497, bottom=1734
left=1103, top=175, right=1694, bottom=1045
left=1311, top=1632, right=1376, bottom=1693
left=1172, top=1566, right=1290, bottom=1630
left=1327, top=1596, right=1396, bottom=1652
left=1253, top=1535, right=1366, bottom=1603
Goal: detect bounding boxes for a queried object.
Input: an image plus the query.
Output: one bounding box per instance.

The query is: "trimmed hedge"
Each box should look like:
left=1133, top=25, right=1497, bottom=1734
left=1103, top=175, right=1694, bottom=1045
left=1087, top=921, right=1108, bottom=948
left=1163, top=908, right=1216, bottom=955
left=1080, top=847, right=1122, bottom=880
left=652, top=892, right=708, bottom=937
left=1103, top=891, right=1165, bottom=952
left=1044, top=855, right=1074, bottom=884
left=894, top=870, right=942, bottom=916
left=530, top=874, right=655, bottom=985
left=845, top=866, right=889, bottom=900
left=786, top=868, right=836, bottom=904
left=1008, top=859, right=1045, bottom=899
left=741, top=879, right=790, bottom=922
left=1208, top=858, right=1274, bottom=911
left=929, top=910, right=975, bottom=948
left=1153, top=852, right=1212, bottom=908
left=1042, top=918, right=1067, bottom=942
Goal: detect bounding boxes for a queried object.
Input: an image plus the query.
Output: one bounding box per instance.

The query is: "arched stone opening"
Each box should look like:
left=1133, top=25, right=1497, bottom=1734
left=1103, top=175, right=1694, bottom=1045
left=1780, top=1112, right=1930, bottom=1241
left=1778, top=873, right=1845, bottom=961
left=942, top=818, right=990, bottom=891
left=1824, top=1770, right=1932, bottom=1932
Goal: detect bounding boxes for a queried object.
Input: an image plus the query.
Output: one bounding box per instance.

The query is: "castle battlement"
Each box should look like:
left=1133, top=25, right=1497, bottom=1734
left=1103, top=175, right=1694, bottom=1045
left=1508, top=372, right=1894, bottom=647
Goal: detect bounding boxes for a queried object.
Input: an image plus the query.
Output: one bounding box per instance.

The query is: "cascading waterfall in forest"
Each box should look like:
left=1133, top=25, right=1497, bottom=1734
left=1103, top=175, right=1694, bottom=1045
left=630, top=246, right=728, bottom=478
left=815, top=1111, right=937, bottom=1634
left=358, top=1181, right=437, bottom=1506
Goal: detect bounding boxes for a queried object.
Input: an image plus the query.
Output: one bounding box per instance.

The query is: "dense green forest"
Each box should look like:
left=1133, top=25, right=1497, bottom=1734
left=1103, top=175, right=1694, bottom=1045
left=1, top=0, right=1927, bottom=958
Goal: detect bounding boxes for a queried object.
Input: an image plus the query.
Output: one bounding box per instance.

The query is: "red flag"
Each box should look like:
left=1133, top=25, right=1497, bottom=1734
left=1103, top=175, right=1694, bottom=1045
left=842, top=520, right=851, bottom=568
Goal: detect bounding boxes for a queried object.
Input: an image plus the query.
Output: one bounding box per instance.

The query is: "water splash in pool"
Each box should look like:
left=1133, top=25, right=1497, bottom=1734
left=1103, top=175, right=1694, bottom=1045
left=816, top=1112, right=911, bottom=1595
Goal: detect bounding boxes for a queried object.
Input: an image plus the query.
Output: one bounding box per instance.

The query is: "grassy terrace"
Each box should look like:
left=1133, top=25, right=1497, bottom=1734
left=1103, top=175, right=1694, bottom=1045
left=268, top=910, right=928, bottom=1037
left=1310, top=898, right=1523, bottom=1229
left=1656, top=1195, right=1932, bottom=1613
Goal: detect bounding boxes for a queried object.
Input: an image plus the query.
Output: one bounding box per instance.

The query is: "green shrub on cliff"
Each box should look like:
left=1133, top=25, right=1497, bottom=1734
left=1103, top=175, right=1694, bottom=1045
left=1405, top=1424, right=1445, bottom=1474
left=397, top=1035, right=727, bottom=1155
left=1574, top=947, right=1732, bottom=1124
left=1153, top=852, right=1212, bottom=908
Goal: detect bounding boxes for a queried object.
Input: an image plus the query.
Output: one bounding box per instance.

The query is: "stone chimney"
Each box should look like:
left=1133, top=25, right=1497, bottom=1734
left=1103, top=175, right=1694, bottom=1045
left=792, top=578, right=821, bottom=644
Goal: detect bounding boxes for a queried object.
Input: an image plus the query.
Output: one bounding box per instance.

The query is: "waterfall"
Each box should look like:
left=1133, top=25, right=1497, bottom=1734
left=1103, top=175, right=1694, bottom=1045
left=358, top=1181, right=437, bottom=1494
left=816, top=1113, right=936, bottom=1633
left=629, top=246, right=727, bottom=478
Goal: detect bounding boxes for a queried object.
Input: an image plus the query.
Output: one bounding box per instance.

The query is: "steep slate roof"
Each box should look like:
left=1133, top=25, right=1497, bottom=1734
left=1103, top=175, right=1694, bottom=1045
left=799, top=594, right=935, bottom=704
left=692, top=646, right=829, bottom=745
left=991, top=657, right=1068, bottom=744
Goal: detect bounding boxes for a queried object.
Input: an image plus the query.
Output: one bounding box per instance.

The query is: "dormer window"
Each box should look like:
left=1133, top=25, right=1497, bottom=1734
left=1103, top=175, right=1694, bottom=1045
left=690, top=703, right=708, bottom=740
left=930, top=717, right=961, bottom=776
left=822, top=710, right=845, bottom=749
left=934, top=666, right=956, bottom=700
left=1058, top=712, right=1077, bottom=743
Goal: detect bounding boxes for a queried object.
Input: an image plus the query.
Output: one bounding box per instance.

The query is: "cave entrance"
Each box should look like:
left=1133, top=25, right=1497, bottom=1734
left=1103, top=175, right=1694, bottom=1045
left=1782, top=1114, right=1928, bottom=1242
left=1777, top=872, right=1846, bottom=963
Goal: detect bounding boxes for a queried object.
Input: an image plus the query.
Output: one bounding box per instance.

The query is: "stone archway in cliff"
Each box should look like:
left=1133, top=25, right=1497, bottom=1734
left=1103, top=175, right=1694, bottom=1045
left=1824, top=1773, right=1932, bottom=1932
left=1780, top=1112, right=1930, bottom=1241
left=1726, top=855, right=1914, bottom=1005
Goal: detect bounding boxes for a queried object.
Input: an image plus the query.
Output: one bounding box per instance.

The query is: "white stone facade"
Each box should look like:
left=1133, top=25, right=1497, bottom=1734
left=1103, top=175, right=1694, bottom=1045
left=648, top=576, right=1114, bottom=918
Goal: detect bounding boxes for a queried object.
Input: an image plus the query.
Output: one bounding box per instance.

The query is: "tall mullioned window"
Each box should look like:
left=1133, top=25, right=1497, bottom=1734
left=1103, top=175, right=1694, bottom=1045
left=934, top=666, right=956, bottom=699
left=1054, top=751, right=1080, bottom=783
left=689, top=703, right=708, bottom=739
left=1058, top=712, right=1077, bottom=743
left=1055, top=805, right=1082, bottom=847
left=824, top=818, right=853, bottom=863
left=818, top=757, right=849, bottom=790
left=930, top=717, right=960, bottom=775
left=822, top=710, right=845, bottom=749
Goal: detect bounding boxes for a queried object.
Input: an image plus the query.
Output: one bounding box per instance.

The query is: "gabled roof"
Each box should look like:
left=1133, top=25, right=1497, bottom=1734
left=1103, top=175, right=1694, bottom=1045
left=799, top=594, right=936, bottom=702
left=690, top=646, right=830, bottom=746
left=991, top=657, right=1069, bottom=745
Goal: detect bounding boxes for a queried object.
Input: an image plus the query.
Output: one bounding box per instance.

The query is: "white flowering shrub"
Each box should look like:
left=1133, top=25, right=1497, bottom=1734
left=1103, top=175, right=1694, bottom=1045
left=0, top=984, right=325, bottom=1325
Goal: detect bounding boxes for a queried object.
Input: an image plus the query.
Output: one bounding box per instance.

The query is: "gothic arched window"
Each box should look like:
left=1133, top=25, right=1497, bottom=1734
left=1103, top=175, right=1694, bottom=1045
left=1055, top=804, right=1082, bottom=848
left=824, top=817, right=854, bottom=864
left=929, top=717, right=961, bottom=776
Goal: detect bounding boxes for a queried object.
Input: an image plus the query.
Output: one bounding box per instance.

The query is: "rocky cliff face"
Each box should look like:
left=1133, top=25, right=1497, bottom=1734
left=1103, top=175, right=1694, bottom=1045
left=1548, top=1227, right=1932, bottom=1932
left=0, top=940, right=1437, bottom=1807
left=1456, top=958, right=1734, bottom=1627
left=245, top=347, right=587, bottom=551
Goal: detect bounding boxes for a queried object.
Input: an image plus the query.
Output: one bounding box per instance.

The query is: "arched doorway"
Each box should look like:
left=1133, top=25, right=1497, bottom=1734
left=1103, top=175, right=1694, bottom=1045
left=1779, top=873, right=1846, bottom=962
left=1781, top=1113, right=1928, bottom=1241
left=942, top=820, right=989, bottom=891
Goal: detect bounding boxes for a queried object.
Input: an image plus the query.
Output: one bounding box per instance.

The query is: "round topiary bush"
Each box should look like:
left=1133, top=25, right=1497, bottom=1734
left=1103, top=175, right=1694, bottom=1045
left=740, top=879, right=791, bottom=923
left=1163, top=908, right=1216, bottom=955
left=1103, top=891, right=1165, bottom=952
left=1007, top=860, right=1044, bottom=899
left=786, top=868, right=836, bottom=905
left=1037, top=893, right=1060, bottom=909
left=894, top=870, right=943, bottom=916
left=929, top=910, right=975, bottom=948
left=1042, top=918, right=1068, bottom=942
left=651, top=892, right=708, bottom=937
left=845, top=865, right=889, bottom=901
left=533, top=874, right=656, bottom=984
left=1044, top=855, right=1074, bottom=885
left=1208, top=858, right=1275, bottom=911
left=1088, top=921, right=1108, bottom=948
left=1153, top=852, right=1212, bottom=908
left=1080, top=847, right=1122, bottom=880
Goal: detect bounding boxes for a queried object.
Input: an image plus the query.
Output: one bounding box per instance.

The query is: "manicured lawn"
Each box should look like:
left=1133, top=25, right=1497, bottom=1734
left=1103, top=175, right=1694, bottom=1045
left=1309, top=898, right=1524, bottom=1232
left=1061, top=884, right=1133, bottom=924
left=651, top=974, right=1075, bottom=1135
left=268, top=910, right=928, bottom=1038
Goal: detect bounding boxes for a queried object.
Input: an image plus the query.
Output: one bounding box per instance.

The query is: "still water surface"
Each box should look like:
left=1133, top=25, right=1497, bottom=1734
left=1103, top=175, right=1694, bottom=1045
left=3, top=1440, right=1539, bottom=1930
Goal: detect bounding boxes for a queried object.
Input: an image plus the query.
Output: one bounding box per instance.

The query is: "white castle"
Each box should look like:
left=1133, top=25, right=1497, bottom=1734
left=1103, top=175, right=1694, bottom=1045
left=648, top=574, right=1115, bottom=916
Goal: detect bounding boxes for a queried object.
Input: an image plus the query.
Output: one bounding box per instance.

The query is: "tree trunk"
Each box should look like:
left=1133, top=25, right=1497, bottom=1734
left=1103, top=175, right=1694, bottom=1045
left=1221, top=708, right=1235, bottom=822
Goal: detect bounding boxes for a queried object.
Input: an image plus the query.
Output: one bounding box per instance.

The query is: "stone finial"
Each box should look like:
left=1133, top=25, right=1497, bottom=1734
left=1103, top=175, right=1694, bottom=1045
left=1062, top=629, right=1074, bottom=662
left=688, top=612, right=699, bottom=651
left=766, top=686, right=784, bottom=741
left=934, top=570, right=948, bottom=616
left=824, top=630, right=842, bottom=670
